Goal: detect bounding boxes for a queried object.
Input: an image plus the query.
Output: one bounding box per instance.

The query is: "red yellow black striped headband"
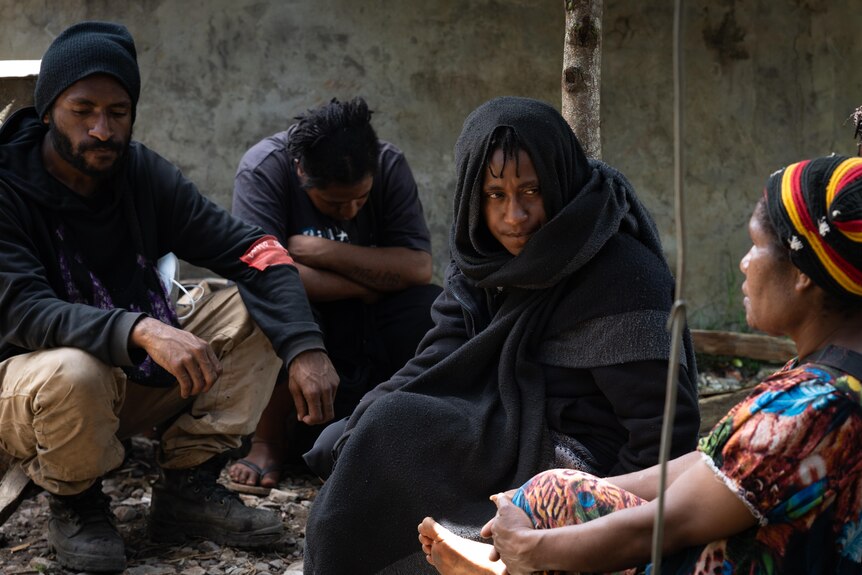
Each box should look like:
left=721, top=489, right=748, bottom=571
left=766, top=155, right=862, bottom=301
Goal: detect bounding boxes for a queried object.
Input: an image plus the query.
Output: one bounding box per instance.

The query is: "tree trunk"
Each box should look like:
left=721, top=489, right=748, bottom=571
left=561, top=0, right=603, bottom=159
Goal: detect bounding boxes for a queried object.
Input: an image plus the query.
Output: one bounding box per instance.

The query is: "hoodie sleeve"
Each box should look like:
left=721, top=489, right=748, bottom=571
left=0, top=180, right=144, bottom=365
left=133, top=145, right=325, bottom=367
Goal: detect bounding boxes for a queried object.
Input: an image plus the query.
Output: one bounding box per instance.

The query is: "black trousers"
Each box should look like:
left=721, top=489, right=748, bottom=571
left=290, top=283, right=441, bottom=466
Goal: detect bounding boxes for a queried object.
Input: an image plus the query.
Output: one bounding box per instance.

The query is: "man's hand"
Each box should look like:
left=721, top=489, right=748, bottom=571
left=288, top=349, right=339, bottom=424
left=129, top=317, right=222, bottom=398
left=480, top=493, right=540, bottom=575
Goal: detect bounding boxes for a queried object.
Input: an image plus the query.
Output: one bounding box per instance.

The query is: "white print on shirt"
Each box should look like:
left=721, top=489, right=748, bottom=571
left=301, top=227, right=351, bottom=243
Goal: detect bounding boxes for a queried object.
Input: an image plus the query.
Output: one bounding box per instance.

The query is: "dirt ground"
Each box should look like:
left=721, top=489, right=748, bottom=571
left=0, top=437, right=320, bottom=575
left=0, top=360, right=775, bottom=574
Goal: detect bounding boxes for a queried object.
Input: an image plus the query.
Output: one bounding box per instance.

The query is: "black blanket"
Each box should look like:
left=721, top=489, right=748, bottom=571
left=303, top=97, right=695, bottom=574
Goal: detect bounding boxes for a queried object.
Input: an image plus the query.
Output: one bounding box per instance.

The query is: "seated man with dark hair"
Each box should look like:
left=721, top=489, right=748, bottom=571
left=229, top=97, right=441, bottom=489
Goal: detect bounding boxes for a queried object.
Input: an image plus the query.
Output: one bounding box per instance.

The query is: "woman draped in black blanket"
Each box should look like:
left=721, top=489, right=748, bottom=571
left=303, top=97, right=700, bottom=574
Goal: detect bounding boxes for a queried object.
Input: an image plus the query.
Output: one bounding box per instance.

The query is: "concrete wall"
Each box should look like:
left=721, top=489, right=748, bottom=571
left=0, top=0, right=563, bottom=290
left=601, top=0, right=862, bottom=329
left=2, top=1, right=860, bottom=330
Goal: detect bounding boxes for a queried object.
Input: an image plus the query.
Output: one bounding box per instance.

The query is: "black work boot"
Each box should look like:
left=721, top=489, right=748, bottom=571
left=47, top=480, right=126, bottom=572
left=148, top=455, right=283, bottom=547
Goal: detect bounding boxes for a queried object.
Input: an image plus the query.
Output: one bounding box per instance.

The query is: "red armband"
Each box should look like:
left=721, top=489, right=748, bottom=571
left=240, top=235, right=295, bottom=271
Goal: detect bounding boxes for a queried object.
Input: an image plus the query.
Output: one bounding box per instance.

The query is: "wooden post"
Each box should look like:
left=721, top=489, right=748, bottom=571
left=561, top=0, right=603, bottom=159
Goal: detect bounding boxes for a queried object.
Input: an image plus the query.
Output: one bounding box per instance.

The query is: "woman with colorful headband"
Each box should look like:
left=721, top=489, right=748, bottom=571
left=419, top=154, right=862, bottom=574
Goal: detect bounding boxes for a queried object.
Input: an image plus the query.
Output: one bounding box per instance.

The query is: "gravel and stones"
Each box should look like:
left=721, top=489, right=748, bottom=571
left=0, top=437, right=318, bottom=574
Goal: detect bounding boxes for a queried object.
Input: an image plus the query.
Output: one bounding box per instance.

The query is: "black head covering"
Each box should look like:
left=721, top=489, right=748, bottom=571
left=451, top=96, right=663, bottom=289
left=765, top=155, right=862, bottom=303
left=34, top=21, right=140, bottom=120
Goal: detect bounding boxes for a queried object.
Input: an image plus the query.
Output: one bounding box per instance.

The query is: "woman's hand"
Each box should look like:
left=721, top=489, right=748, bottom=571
left=481, top=493, right=541, bottom=575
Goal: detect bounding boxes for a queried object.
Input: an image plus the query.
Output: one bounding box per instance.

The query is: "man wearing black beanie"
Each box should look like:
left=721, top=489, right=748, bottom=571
left=0, top=21, right=340, bottom=572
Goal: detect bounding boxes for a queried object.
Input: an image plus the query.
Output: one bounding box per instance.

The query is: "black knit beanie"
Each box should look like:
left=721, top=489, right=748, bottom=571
left=34, top=21, right=140, bottom=120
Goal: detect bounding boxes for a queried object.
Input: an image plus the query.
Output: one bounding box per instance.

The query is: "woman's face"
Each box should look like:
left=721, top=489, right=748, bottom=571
left=481, top=148, right=547, bottom=256
left=739, top=208, right=798, bottom=335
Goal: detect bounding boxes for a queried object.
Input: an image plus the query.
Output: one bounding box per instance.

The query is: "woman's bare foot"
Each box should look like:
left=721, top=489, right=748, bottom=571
left=417, top=517, right=505, bottom=575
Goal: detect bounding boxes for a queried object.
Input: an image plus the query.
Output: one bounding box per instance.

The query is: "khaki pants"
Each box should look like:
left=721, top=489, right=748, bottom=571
left=0, top=284, right=280, bottom=496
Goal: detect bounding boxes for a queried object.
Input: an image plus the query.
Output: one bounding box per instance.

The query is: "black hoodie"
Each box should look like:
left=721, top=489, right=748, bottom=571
left=0, top=107, right=323, bottom=369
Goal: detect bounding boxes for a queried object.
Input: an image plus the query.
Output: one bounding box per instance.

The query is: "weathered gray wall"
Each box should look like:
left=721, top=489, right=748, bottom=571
left=602, top=0, right=862, bottom=329
left=0, top=0, right=563, bottom=290
left=2, top=1, right=860, bottom=330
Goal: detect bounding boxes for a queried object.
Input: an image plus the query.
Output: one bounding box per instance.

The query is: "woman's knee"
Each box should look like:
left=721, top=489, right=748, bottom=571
left=517, top=468, right=645, bottom=529
left=522, top=468, right=597, bottom=496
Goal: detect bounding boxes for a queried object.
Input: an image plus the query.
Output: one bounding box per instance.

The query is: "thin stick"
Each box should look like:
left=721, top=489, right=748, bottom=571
left=650, top=0, right=686, bottom=572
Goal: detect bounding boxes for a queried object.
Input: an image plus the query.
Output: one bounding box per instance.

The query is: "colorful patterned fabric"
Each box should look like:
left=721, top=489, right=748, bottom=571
left=688, top=357, right=862, bottom=574
left=513, top=354, right=862, bottom=574
left=514, top=469, right=644, bottom=575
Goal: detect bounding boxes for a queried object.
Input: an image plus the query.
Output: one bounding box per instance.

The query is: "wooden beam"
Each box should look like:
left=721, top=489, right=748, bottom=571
left=691, top=329, right=796, bottom=363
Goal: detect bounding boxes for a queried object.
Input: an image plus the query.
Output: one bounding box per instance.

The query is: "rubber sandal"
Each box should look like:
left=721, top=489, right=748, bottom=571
left=226, top=459, right=280, bottom=496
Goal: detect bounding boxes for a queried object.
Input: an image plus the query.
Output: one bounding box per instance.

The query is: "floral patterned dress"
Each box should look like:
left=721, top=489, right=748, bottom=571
left=675, top=345, right=862, bottom=574
left=514, top=345, right=862, bottom=574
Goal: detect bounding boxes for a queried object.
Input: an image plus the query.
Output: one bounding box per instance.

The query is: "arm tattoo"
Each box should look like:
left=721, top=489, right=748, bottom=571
left=350, top=266, right=401, bottom=290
